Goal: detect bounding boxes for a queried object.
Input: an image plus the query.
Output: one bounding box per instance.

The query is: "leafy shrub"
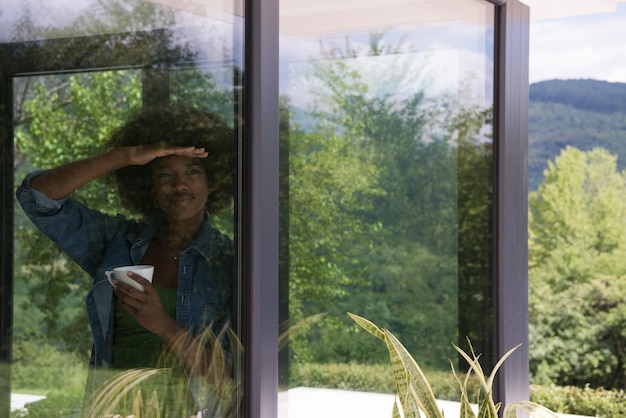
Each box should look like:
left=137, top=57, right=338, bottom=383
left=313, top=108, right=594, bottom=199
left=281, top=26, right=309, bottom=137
left=531, top=384, right=626, bottom=418
left=290, top=362, right=481, bottom=402
left=530, top=275, right=626, bottom=389
left=13, top=388, right=85, bottom=418
left=290, top=362, right=395, bottom=393
left=292, top=362, right=626, bottom=417
left=11, top=338, right=88, bottom=393
left=10, top=338, right=87, bottom=417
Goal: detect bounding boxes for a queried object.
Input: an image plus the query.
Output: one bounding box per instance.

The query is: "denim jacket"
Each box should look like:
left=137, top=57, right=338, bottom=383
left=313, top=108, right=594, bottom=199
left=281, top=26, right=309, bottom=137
left=16, top=171, right=234, bottom=412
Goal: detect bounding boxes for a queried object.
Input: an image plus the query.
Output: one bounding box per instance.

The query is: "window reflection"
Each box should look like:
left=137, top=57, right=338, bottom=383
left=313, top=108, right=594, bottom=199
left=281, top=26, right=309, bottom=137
left=3, top=0, right=242, bottom=416
left=278, top=0, right=494, bottom=415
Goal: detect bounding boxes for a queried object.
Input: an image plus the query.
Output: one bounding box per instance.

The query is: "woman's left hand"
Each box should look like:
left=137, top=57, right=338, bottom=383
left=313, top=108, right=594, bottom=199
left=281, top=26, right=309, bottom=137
left=113, top=272, right=180, bottom=338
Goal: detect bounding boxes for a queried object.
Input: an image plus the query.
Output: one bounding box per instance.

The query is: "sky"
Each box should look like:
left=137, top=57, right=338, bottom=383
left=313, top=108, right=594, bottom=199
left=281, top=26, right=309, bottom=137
left=2, top=0, right=624, bottom=85
left=529, top=3, right=626, bottom=84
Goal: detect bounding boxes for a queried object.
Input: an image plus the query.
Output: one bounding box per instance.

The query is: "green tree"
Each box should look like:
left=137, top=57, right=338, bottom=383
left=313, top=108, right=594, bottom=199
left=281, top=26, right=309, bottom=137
left=282, top=85, right=384, bottom=361
left=14, top=70, right=142, bottom=360
left=285, top=38, right=495, bottom=370
left=529, top=146, right=626, bottom=388
left=531, top=275, right=626, bottom=388
left=529, top=146, right=626, bottom=291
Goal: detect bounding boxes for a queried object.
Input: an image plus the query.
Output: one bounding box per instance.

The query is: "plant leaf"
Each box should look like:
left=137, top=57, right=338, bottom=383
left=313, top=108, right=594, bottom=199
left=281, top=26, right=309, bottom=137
left=476, top=393, right=498, bottom=418
left=392, top=398, right=402, bottom=418
left=459, top=393, right=477, bottom=418
left=385, top=329, right=443, bottom=418
left=503, top=401, right=559, bottom=418
left=485, top=343, right=522, bottom=391
left=83, top=368, right=166, bottom=416
left=348, top=312, right=386, bottom=341
left=450, top=359, right=477, bottom=418
left=502, top=404, right=518, bottom=418
left=454, top=344, right=490, bottom=394
left=146, top=390, right=161, bottom=418
left=278, top=313, right=326, bottom=351
left=384, top=332, right=417, bottom=418
left=349, top=315, right=554, bottom=418
left=132, top=388, right=144, bottom=417
left=406, top=384, right=429, bottom=418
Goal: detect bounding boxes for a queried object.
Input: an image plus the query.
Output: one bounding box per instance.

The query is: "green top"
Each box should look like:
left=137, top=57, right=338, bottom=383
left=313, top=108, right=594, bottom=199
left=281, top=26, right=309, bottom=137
left=112, top=285, right=177, bottom=368
left=110, top=286, right=195, bottom=416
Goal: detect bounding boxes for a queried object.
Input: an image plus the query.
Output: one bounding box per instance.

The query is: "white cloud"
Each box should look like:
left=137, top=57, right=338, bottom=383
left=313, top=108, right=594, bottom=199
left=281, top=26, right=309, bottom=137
left=530, top=6, right=626, bottom=83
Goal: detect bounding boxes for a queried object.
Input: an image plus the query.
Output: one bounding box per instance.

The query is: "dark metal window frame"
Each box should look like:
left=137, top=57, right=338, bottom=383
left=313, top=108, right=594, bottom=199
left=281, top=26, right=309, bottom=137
left=0, top=28, right=245, bottom=416
left=243, top=0, right=531, bottom=416
left=1, top=0, right=529, bottom=416
left=494, top=0, right=531, bottom=407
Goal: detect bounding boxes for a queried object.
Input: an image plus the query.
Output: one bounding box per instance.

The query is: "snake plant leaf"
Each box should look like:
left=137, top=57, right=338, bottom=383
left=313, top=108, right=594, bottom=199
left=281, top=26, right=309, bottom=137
left=349, top=314, right=558, bottom=418
left=392, top=397, right=402, bottom=418
left=476, top=393, right=499, bottom=418
left=453, top=342, right=521, bottom=396
left=347, top=312, right=386, bottom=341
left=386, top=334, right=419, bottom=418
left=146, top=390, right=161, bottom=418
left=132, top=389, right=144, bottom=417
left=83, top=368, right=167, bottom=416
left=458, top=390, right=476, bottom=417
left=278, top=313, right=326, bottom=351
left=450, top=359, right=476, bottom=418
left=503, top=405, right=517, bottom=418
left=453, top=343, right=489, bottom=393
left=406, top=383, right=429, bottom=418
left=503, top=401, right=559, bottom=418
left=385, top=328, right=443, bottom=418
left=458, top=393, right=477, bottom=418
left=485, top=344, right=522, bottom=391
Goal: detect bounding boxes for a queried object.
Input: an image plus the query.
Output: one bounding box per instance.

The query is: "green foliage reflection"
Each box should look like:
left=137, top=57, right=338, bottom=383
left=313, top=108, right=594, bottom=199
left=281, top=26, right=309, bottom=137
left=282, top=39, right=494, bottom=371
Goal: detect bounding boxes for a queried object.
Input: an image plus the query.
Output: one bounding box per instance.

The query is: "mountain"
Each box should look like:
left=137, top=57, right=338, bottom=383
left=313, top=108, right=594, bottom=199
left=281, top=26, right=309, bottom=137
left=529, top=79, right=626, bottom=191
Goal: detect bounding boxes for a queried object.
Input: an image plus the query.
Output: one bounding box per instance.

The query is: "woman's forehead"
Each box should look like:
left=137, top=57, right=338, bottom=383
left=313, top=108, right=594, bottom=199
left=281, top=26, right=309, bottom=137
left=151, top=155, right=205, bottom=170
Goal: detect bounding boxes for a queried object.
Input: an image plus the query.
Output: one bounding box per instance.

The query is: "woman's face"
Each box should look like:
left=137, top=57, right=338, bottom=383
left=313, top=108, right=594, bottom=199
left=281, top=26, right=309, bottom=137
left=151, top=155, right=210, bottom=223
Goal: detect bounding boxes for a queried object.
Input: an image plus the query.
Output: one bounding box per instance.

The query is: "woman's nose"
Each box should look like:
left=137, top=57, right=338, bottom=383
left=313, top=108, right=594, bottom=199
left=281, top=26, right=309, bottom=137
left=172, top=174, right=188, bottom=189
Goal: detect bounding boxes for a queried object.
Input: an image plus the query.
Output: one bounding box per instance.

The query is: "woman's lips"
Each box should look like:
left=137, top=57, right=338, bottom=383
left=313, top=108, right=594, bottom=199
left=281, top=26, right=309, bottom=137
left=170, top=192, right=194, bottom=203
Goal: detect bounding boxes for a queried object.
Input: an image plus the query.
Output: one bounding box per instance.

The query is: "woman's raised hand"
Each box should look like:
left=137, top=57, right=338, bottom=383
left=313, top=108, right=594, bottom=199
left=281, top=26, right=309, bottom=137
left=29, top=143, right=209, bottom=200
left=124, top=143, right=209, bottom=166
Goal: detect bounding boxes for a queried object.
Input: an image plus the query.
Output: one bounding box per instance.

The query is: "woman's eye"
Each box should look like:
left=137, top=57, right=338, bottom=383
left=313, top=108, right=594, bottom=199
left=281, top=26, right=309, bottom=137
left=187, top=169, right=203, bottom=176
left=156, top=172, right=172, bottom=179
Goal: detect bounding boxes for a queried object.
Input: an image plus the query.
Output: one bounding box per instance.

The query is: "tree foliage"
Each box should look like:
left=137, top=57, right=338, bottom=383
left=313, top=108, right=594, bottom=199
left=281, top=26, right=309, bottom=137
left=529, top=146, right=626, bottom=389
left=531, top=275, right=626, bottom=389
left=284, top=40, right=494, bottom=370
left=529, top=147, right=626, bottom=290
left=14, top=70, right=142, bottom=359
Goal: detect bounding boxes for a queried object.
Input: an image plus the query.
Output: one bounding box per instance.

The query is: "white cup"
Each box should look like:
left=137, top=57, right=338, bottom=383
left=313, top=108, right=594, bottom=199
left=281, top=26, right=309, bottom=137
left=105, top=265, right=154, bottom=292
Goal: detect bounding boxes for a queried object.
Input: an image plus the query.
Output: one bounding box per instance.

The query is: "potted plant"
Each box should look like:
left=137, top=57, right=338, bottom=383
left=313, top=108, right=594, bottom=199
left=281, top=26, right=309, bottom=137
left=348, top=312, right=558, bottom=418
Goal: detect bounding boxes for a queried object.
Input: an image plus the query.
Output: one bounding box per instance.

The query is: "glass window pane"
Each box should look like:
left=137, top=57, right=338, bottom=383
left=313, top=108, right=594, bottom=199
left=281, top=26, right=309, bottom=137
left=3, top=1, right=243, bottom=416
left=278, top=0, right=495, bottom=416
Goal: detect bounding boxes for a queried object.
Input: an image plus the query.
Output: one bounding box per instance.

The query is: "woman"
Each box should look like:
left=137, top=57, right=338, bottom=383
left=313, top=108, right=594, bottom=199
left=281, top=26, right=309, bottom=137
left=16, top=104, right=236, bottom=416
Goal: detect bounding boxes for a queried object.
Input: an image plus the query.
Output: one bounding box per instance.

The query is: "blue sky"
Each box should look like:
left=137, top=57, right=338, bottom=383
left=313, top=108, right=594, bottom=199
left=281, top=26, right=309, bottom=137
left=529, top=4, right=626, bottom=84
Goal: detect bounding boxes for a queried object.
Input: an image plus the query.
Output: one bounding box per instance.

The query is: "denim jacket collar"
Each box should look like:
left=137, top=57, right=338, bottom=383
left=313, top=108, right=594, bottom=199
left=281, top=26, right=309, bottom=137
left=126, top=215, right=216, bottom=264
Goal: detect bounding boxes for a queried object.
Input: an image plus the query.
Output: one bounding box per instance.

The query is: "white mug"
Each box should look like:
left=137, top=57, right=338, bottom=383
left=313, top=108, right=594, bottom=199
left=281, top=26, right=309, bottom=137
left=105, top=265, right=154, bottom=292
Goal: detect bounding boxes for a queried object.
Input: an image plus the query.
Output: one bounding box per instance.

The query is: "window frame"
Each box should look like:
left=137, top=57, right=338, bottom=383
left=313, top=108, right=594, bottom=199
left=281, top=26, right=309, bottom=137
left=0, top=0, right=530, bottom=415
left=494, top=0, right=531, bottom=406
left=0, top=28, right=245, bottom=416
left=243, top=0, right=531, bottom=415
